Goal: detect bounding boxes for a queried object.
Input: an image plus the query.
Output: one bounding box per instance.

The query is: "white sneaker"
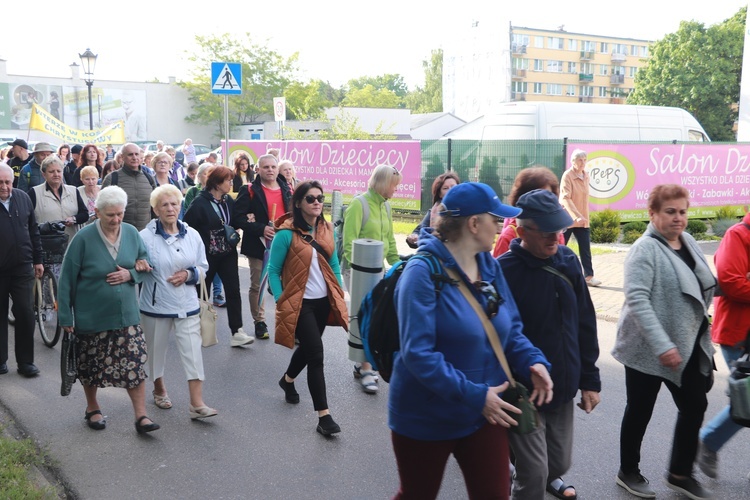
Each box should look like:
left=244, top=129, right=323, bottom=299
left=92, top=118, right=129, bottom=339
left=230, top=328, right=255, bottom=347
left=360, top=371, right=379, bottom=394
left=586, top=277, right=602, bottom=287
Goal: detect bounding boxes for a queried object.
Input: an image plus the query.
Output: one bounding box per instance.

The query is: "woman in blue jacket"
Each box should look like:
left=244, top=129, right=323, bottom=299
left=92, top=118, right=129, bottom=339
left=391, top=182, right=553, bottom=499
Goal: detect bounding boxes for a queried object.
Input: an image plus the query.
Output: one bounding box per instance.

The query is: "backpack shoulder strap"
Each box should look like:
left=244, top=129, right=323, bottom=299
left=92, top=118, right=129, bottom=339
left=355, top=194, right=370, bottom=228
left=413, top=252, right=454, bottom=294
left=541, top=265, right=574, bottom=288
left=110, top=170, right=119, bottom=186
left=385, top=200, right=391, bottom=220
left=143, top=171, right=156, bottom=189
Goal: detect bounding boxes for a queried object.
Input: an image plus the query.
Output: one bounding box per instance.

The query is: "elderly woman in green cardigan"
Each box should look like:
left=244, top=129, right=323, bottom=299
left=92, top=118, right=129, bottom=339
left=58, top=186, right=160, bottom=434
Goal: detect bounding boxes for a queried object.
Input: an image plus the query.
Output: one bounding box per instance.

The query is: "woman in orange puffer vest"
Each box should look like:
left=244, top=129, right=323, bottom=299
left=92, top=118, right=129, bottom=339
left=267, top=180, right=348, bottom=436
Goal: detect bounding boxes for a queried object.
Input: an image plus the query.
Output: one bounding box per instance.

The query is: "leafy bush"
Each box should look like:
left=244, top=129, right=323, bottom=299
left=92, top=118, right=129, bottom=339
left=590, top=209, right=621, bottom=243
left=622, top=221, right=647, bottom=234
left=622, top=230, right=642, bottom=244
left=714, top=206, right=740, bottom=220
left=710, top=218, right=737, bottom=238
left=685, top=220, right=707, bottom=236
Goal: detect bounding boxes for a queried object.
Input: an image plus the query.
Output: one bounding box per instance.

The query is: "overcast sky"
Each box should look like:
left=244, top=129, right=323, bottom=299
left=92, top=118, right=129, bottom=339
left=2, top=1, right=746, bottom=89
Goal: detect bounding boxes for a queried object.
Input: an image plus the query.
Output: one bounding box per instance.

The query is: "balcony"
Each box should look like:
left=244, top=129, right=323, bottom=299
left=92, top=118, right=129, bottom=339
left=511, top=68, right=526, bottom=79
left=610, top=97, right=625, bottom=104
left=579, top=73, right=594, bottom=83
left=512, top=44, right=527, bottom=55
left=511, top=92, right=526, bottom=101
left=579, top=96, right=593, bottom=103
left=611, top=52, right=627, bottom=63
left=580, top=50, right=595, bottom=60
left=610, top=74, right=625, bottom=85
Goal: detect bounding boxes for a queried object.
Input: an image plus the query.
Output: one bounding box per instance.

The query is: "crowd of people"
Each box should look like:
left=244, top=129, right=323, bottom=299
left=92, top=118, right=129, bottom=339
left=1, top=141, right=748, bottom=499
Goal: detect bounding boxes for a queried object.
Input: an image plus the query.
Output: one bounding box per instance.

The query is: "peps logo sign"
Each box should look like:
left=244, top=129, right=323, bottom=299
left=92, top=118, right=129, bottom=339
left=586, top=150, right=636, bottom=204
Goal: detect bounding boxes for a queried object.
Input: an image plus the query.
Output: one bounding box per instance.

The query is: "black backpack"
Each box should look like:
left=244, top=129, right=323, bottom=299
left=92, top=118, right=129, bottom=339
left=358, top=252, right=450, bottom=383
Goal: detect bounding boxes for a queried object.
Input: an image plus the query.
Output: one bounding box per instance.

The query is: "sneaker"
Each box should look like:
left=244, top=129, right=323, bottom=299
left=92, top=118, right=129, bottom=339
left=586, top=277, right=602, bottom=287
left=665, top=473, right=711, bottom=500
left=697, top=440, right=718, bottom=479
left=255, top=321, right=269, bottom=340
left=360, top=370, right=379, bottom=394
left=353, top=363, right=379, bottom=381
left=316, top=414, right=341, bottom=436
left=278, top=376, right=300, bottom=404
left=213, top=294, right=226, bottom=307
left=230, top=328, right=255, bottom=347
left=615, top=469, right=656, bottom=498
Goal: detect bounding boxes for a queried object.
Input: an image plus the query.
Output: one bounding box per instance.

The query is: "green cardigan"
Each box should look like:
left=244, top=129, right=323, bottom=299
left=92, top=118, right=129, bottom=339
left=58, top=222, right=149, bottom=335
left=342, top=188, right=399, bottom=266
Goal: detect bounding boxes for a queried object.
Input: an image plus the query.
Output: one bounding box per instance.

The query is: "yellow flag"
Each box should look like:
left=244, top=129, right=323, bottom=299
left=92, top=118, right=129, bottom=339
left=29, top=104, right=125, bottom=145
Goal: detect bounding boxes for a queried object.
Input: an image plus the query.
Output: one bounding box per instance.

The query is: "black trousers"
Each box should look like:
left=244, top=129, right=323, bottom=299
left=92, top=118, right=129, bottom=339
left=286, top=298, right=330, bottom=411
left=619, top=346, right=708, bottom=476
left=205, top=250, right=243, bottom=334
left=0, top=270, right=35, bottom=365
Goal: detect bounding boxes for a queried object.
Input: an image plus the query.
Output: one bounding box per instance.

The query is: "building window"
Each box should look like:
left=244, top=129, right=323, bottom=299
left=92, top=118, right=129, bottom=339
left=512, top=81, right=528, bottom=93
left=599, top=64, right=609, bottom=75
left=629, top=66, right=638, bottom=78
left=547, top=84, right=562, bottom=96
left=534, top=36, right=544, bottom=48
left=580, top=63, right=593, bottom=74
left=631, top=45, right=639, bottom=56
left=548, top=37, right=564, bottom=49
left=582, top=41, right=596, bottom=52
left=568, top=39, right=578, bottom=51
left=600, top=42, right=609, bottom=53
left=566, top=85, right=576, bottom=96
left=580, top=86, right=593, bottom=97
left=547, top=60, right=563, bottom=72
left=512, top=57, right=529, bottom=69
left=611, top=65, right=624, bottom=76
left=612, top=44, right=628, bottom=55
left=533, top=82, right=543, bottom=94
left=512, top=34, right=530, bottom=46
left=534, top=59, right=544, bottom=71
left=641, top=46, right=649, bottom=57
left=567, top=62, right=577, bottom=73
left=599, top=86, right=609, bottom=97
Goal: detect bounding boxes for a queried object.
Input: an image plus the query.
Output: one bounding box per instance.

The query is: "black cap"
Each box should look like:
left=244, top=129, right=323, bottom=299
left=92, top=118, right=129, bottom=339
left=10, top=139, right=28, bottom=149
left=71, top=144, right=83, bottom=154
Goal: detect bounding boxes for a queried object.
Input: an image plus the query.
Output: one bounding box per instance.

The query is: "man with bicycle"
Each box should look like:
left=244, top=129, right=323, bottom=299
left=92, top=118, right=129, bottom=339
left=0, top=163, right=43, bottom=377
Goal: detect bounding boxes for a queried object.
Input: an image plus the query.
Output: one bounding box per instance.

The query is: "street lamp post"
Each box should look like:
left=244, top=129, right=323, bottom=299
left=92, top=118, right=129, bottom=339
left=78, top=48, right=98, bottom=131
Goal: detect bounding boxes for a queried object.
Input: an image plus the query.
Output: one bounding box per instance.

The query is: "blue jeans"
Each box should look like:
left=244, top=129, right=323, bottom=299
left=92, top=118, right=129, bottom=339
left=212, top=274, right=223, bottom=299
left=700, top=345, right=745, bottom=452
left=563, top=227, right=593, bottom=278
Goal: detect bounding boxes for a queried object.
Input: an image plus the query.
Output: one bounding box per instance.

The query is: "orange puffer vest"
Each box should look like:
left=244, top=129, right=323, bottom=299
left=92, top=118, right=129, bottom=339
left=273, top=214, right=349, bottom=349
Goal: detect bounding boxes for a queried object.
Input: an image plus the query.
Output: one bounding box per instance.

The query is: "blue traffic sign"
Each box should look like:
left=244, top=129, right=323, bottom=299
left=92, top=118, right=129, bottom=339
left=211, top=62, right=242, bottom=95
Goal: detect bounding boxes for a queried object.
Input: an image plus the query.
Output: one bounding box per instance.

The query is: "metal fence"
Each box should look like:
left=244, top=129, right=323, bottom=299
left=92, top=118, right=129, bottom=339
left=417, top=139, right=567, bottom=212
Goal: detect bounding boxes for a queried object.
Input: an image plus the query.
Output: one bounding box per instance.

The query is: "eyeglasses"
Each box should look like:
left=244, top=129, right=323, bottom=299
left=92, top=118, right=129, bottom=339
left=523, top=226, right=566, bottom=238
left=156, top=160, right=170, bottom=165
left=304, top=194, right=325, bottom=204
left=473, top=280, right=504, bottom=319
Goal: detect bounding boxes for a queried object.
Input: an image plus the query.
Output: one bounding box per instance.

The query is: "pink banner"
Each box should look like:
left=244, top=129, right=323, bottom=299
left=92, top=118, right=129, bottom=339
left=569, top=142, right=750, bottom=220
left=224, top=140, right=422, bottom=210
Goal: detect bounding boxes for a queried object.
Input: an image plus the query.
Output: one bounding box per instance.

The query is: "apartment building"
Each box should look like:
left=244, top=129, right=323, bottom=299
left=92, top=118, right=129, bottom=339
left=509, top=26, right=652, bottom=104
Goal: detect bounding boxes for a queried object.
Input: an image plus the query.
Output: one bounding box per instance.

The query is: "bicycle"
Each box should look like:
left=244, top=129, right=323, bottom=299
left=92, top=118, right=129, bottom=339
left=35, top=221, right=69, bottom=348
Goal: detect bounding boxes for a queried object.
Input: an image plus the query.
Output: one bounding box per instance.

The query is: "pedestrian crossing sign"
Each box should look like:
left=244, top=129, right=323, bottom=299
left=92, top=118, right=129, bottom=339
left=211, top=62, right=242, bottom=95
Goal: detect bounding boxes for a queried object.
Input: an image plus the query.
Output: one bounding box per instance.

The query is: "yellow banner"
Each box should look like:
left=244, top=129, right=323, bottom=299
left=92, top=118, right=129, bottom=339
left=29, top=104, right=125, bottom=145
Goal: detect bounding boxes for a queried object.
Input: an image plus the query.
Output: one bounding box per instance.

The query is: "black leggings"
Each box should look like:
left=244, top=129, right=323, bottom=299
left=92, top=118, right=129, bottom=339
left=286, top=298, right=331, bottom=411
left=619, top=346, right=709, bottom=476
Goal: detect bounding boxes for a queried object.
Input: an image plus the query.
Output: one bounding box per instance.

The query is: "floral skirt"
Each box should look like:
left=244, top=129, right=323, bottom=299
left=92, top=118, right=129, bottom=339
left=77, top=326, right=148, bottom=389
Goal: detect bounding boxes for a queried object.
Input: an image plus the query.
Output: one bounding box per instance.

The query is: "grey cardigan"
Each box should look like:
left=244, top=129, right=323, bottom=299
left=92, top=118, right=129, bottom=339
left=612, top=224, right=716, bottom=386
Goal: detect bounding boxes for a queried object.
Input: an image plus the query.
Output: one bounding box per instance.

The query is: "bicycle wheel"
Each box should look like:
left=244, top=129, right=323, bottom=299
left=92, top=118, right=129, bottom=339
left=36, top=269, right=61, bottom=347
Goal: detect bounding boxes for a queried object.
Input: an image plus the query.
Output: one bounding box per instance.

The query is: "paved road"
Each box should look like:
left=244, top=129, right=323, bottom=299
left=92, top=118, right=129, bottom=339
left=1, top=243, right=748, bottom=499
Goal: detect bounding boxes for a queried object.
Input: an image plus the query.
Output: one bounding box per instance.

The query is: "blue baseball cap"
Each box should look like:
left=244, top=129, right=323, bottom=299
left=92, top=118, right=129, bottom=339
left=516, top=189, right=573, bottom=232
left=440, top=182, right=521, bottom=218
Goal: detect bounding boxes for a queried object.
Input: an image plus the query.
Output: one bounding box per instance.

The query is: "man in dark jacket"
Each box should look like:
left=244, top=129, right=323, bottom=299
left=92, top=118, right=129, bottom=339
left=63, top=144, right=82, bottom=185
left=498, top=189, right=601, bottom=500
left=7, top=139, right=31, bottom=188
left=0, top=164, right=43, bottom=377
left=232, top=154, right=291, bottom=339
left=18, top=142, right=55, bottom=192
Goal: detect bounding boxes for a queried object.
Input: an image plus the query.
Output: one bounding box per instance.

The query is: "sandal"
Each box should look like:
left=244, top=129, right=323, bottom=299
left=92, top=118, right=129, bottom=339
left=189, top=405, right=218, bottom=420
left=153, top=391, right=172, bottom=409
left=546, top=477, right=577, bottom=500
left=84, top=409, right=106, bottom=431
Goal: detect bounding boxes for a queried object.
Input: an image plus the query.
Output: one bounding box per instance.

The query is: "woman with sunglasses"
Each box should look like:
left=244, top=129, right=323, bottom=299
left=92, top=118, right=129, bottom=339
left=390, top=182, right=553, bottom=498
left=267, top=181, right=348, bottom=436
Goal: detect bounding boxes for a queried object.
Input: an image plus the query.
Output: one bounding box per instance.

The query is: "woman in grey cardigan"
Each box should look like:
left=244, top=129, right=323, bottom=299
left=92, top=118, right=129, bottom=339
left=612, top=184, right=717, bottom=500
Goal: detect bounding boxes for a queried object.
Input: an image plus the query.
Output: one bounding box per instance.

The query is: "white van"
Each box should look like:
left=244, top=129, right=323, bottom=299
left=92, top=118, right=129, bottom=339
left=444, top=102, right=710, bottom=142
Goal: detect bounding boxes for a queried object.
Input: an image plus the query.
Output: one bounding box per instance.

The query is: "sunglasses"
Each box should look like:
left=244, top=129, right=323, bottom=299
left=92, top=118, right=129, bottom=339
left=304, top=194, right=325, bottom=204
left=473, top=280, right=504, bottom=319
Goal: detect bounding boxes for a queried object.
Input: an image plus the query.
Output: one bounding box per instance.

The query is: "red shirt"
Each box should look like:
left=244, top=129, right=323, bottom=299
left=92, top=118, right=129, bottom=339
left=262, top=184, right=284, bottom=222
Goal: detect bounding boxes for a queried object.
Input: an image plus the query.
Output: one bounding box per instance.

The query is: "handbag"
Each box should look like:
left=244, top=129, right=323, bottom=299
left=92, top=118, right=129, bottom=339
left=209, top=199, right=240, bottom=247
left=199, top=272, right=218, bottom=347
left=445, top=266, right=540, bottom=434
left=729, top=336, right=750, bottom=427
left=60, top=330, right=78, bottom=397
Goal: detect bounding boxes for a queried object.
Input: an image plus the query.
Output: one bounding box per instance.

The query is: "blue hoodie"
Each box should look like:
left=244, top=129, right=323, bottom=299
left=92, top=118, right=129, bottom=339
left=389, top=229, right=550, bottom=441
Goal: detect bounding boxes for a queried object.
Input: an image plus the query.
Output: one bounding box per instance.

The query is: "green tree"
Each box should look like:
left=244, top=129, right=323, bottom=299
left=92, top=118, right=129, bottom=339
left=284, top=80, right=337, bottom=120
left=342, top=84, right=402, bottom=108
left=628, top=7, right=745, bottom=141
left=179, top=33, right=299, bottom=137
left=348, top=74, right=409, bottom=98
left=405, top=49, right=443, bottom=113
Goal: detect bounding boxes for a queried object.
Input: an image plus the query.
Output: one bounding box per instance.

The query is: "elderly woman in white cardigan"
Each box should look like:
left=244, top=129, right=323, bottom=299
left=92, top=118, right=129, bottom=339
left=612, top=184, right=717, bottom=500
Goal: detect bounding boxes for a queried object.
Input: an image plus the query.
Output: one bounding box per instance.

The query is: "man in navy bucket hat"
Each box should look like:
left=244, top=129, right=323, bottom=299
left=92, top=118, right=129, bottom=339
left=499, top=189, right=601, bottom=500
